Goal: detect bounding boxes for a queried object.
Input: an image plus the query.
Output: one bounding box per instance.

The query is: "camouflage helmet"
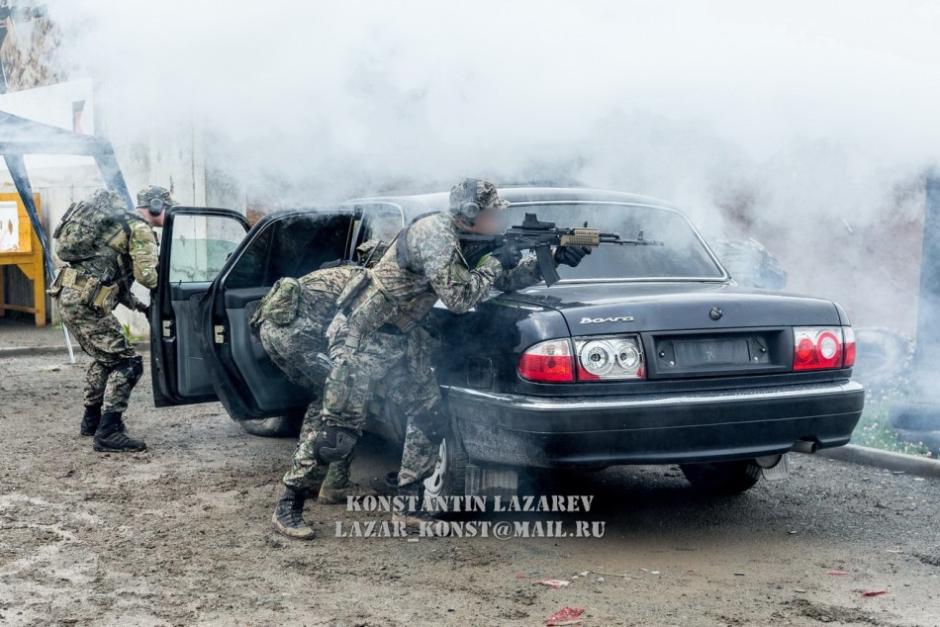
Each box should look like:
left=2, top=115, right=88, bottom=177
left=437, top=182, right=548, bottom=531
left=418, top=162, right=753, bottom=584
left=136, top=185, right=176, bottom=215
left=448, top=178, right=509, bottom=223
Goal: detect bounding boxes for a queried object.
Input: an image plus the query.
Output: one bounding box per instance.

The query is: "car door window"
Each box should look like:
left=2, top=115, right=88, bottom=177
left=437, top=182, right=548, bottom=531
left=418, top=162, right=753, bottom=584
left=168, top=213, right=246, bottom=283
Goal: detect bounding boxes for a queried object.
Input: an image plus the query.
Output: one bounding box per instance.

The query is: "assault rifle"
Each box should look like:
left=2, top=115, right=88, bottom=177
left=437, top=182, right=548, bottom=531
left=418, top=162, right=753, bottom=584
left=459, top=212, right=664, bottom=286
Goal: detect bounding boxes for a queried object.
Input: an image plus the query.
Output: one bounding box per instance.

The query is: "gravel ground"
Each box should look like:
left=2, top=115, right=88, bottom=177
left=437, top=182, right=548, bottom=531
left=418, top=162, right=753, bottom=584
left=0, top=319, right=64, bottom=348
left=1, top=350, right=939, bottom=626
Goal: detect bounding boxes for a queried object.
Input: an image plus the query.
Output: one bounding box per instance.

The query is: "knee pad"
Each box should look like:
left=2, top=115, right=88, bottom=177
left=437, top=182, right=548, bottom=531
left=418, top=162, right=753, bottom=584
left=118, top=355, right=144, bottom=385
left=312, top=425, right=359, bottom=465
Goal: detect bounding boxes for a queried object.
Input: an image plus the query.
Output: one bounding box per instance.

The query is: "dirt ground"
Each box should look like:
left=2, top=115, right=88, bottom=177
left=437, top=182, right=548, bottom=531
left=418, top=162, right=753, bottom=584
left=2, top=348, right=939, bottom=626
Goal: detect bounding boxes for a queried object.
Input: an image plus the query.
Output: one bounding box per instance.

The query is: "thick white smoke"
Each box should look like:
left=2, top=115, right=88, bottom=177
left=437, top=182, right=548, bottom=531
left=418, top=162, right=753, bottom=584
left=47, top=0, right=940, bottom=330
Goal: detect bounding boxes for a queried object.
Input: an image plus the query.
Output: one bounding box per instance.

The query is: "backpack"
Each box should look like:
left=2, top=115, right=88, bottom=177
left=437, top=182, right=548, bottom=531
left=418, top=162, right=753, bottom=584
left=53, top=190, right=131, bottom=262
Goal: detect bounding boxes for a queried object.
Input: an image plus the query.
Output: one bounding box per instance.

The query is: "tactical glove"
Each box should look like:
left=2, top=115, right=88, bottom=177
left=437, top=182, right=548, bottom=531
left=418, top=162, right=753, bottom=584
left=554, top=245, right=591, bottom=268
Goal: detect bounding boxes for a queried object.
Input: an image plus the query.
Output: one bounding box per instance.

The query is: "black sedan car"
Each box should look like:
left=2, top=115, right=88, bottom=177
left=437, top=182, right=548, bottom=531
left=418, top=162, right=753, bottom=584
left=149, top=187, right=864, bottom=496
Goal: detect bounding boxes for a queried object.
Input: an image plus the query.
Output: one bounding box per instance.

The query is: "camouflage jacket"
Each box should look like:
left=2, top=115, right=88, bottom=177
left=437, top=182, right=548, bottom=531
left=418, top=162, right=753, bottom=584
left=346, top=212, right=542, bottom=333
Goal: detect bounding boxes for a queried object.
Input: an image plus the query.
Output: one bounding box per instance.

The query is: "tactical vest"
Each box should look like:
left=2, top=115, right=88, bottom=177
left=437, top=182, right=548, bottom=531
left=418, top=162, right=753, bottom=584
left=394, top=211, right=439, bottom=274
left=336, top=214, right=479, bottom=340
left=395, top=211, right=496, bottom=273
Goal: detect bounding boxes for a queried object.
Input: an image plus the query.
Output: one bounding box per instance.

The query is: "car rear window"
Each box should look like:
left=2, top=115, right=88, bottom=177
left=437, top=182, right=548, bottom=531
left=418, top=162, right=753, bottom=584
left=501, top=203, right=726, bottom=280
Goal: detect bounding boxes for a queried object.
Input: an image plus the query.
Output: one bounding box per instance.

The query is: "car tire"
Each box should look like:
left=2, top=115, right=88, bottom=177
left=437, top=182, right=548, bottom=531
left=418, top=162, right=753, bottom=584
left=240, top=414, right=303, bottom=438
left=423, top=416, right=470, bottom=499
left=679, top=460, right=762, bottom=495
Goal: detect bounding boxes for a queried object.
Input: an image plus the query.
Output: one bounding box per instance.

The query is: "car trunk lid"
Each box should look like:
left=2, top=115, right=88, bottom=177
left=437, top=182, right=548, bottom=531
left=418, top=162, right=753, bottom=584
left=497, top=281, right=841, bottom=335
left=496, top=281, right=843, bottom=379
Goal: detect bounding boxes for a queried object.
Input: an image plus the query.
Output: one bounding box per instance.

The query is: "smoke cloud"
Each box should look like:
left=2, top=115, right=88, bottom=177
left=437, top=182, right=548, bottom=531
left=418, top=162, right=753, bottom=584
left=46, top=0, right=940, bottom=331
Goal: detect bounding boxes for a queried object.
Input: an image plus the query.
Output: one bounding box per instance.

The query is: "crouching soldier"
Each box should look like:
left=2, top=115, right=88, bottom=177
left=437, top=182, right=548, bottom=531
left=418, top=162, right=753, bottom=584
left=253, top=243, right=385, bottom=538
left=270, top=178, right=590, bottom=538
left=50, top=186, right=174, bottom=452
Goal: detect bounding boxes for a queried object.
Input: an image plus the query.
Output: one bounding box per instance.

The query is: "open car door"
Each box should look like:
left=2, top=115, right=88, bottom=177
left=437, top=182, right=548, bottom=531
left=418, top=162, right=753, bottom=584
left=150, top=207, right=249, bottom=406
left=200, top=208, right=363, bottom=421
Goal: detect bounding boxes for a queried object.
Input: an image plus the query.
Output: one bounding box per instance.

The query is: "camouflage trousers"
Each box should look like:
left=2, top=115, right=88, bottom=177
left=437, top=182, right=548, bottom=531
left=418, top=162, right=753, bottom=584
left=258, top=313, right=330, bottom=399
left=282, top=324, right=443, bottom=491
left=259, top=316, right=329, bottom=491
left=57, top=286, right=143, bottom=415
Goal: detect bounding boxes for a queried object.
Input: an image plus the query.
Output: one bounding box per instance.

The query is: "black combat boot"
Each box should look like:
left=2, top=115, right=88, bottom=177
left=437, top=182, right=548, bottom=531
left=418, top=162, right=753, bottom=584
left=272, top=486, right=316, bottom=540
left=80, top=404, right=102, bottom=437
left=93, top=412, right=147, bottom=453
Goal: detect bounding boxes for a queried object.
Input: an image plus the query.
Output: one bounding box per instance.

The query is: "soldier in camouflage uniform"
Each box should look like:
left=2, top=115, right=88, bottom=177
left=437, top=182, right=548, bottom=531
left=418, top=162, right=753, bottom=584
left=51, top=186, right=175, bottom=453
left=252, top=243, right=386, bottom=521
left=271, top=178, right=589, bottom=539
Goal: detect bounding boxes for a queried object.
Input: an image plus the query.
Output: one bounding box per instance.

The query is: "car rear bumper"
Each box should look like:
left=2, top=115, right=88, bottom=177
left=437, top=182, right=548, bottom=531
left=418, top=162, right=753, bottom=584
left=444, top=380, right=865, bottom=467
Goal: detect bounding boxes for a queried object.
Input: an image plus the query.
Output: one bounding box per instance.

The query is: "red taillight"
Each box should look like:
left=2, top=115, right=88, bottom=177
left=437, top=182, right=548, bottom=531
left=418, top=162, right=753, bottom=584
left=518, top=339, right=575, bottom=383
left=795, top=337, right=815, bottom=364
left=842, top=327, right=856, bottom=367
left=793, top=327, right=848, bottom=371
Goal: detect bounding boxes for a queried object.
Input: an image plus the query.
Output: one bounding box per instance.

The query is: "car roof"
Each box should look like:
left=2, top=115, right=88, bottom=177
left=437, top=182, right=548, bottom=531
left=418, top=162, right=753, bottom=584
left=346, top=186, right=682, bottom=219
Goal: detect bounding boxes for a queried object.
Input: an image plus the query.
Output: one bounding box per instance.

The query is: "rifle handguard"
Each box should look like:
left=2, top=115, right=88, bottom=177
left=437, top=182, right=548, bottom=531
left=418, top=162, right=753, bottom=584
left=559, top=229, right=601, bottom=247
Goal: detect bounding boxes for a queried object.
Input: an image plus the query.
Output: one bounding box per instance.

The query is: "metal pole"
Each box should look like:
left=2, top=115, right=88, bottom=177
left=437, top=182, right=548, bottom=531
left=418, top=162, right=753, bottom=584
left=890, top=173, right=940, bottom=438
left=63, top=326, right=75, bottom=363
left=912, top=175, right=940, bottom=376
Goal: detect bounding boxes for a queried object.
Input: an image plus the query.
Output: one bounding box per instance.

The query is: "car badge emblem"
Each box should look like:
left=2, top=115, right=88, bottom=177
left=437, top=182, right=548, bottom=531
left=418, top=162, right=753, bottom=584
left=580, top=315, right=635, bottom=324
left=709, top=306, right=723, bottom=321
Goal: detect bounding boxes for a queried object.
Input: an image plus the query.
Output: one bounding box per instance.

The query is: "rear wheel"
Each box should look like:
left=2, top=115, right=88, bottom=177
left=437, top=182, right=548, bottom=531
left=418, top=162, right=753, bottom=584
left=240, top=414, right=303, bottom=438
left=423, top=417, right=470, bottom=499
left=679, top=460, right=762, bottom=495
